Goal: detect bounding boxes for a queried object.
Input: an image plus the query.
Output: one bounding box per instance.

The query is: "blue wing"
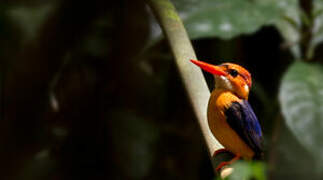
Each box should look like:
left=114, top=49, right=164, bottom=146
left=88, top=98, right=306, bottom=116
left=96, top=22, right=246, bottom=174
left=224, top=100, right=264, bottom=158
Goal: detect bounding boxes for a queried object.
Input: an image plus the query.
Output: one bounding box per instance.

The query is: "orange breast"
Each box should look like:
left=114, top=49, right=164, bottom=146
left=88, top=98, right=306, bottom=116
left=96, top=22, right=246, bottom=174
left=208, top=89, right=254, bottom=159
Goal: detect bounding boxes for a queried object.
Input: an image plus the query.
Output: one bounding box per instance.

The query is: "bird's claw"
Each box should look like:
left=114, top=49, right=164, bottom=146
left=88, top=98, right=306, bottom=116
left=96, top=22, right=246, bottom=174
left=215, top=154, right=241, bottom=172
left=216, top=161, right=230, bottom=172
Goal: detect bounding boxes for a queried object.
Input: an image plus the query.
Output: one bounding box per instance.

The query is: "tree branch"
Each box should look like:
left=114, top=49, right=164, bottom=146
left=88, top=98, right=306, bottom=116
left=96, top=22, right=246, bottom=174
left=146, top=0, right=233, bottom=175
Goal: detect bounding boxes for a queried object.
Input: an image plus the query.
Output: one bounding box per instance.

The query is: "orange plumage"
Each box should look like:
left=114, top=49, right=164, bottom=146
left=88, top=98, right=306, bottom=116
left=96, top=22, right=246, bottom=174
left=191, top=59, right=264, bottom=170
left=208, top=89, right=254, bottom=159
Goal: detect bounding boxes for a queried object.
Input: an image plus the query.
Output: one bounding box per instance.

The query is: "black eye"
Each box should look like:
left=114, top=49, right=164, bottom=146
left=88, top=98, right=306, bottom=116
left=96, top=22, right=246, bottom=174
left=229, top=69, right=238, bottom=77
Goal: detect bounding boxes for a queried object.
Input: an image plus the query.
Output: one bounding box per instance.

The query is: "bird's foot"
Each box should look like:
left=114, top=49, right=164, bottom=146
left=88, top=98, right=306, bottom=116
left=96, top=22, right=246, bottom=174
left=215, top=154, right=241, bottom=172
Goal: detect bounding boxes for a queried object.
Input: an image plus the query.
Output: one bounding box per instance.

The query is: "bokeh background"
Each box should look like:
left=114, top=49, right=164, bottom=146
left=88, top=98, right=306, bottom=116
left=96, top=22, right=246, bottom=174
left=1, top=0, right=323, bottom=179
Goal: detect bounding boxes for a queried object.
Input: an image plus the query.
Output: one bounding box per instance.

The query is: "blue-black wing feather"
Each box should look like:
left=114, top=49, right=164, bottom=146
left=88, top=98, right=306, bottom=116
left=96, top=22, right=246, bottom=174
left=225, top=100, right=264, bottom=158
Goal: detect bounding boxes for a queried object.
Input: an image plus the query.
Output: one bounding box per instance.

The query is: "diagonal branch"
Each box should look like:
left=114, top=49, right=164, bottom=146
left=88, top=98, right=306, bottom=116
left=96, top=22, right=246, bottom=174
left=146, top=0, right=233, bottom=175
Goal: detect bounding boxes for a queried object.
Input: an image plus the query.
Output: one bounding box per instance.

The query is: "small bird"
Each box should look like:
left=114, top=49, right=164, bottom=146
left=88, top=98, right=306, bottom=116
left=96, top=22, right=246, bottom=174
left=190, top=59, right=264, bottom=171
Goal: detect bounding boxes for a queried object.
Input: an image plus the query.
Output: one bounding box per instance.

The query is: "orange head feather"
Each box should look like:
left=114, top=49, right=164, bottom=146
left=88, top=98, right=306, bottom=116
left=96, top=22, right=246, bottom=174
left=190, top=59, right=252, bottom=99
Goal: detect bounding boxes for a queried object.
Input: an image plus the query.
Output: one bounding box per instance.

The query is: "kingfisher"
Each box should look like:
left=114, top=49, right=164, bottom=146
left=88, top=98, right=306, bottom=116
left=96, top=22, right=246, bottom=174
left=190, top=59, right=264, bottom=171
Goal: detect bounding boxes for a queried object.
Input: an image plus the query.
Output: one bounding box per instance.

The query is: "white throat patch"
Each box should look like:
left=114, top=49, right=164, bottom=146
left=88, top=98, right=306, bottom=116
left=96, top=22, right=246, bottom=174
left=219, top=76, right=233, bottom=90
left=244, top=84, right=249, bottom=93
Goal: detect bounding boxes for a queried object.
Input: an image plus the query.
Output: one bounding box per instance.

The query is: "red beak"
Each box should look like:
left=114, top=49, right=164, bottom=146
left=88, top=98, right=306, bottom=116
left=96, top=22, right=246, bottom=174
left=190, top=59, right=227, bottom=76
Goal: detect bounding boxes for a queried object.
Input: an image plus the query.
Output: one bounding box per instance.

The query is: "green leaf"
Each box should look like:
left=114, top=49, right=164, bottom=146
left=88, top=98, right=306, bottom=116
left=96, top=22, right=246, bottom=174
left=273, top=0, right=301, bottom=58
left=310, top=0, right=323, bottom=54
left=279, top=62, right=323, bottom=172
left=149, top=0, right=301, bottom=42
left=175, top=0, right=281, bottom=40
left=227, top=161, right=266, bottom=180
left=173, top=0, right=302, bottom=40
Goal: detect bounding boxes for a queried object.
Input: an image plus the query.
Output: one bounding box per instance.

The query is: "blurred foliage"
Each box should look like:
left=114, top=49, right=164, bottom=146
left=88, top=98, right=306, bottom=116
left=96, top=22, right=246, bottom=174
left=0, top=0, right=323, bottom=180
left=224, top=161, right=266, bottom=180
left=108, top=110, right=159, bottom=179
left=8, top=1, right=54, bottom=42
left=153, top=0, right=300, bottom=43
left=310, top=0, right=323, bottom=57
left=273, top=0, right=301, bottom=58
left=279, top=62, right=323, bottom=174
left=174, top=0, right=281, bottom=39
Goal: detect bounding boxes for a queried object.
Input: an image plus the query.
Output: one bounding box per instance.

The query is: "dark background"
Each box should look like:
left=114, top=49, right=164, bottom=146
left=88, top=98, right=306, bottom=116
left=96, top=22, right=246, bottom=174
left=0, top=0, right=322, bottom=179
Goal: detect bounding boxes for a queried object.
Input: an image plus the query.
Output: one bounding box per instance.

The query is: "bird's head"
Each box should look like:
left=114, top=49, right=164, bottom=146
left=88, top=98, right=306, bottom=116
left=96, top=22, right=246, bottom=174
left=191, top=59, right=252, bottom=100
